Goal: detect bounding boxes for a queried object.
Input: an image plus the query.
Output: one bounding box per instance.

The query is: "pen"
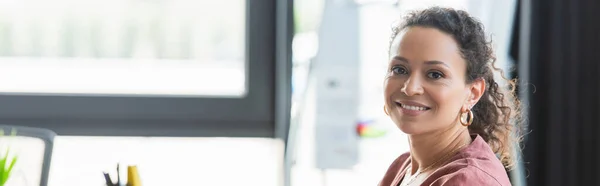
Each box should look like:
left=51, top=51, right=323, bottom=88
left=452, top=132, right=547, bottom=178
left=116, top=164, right=121, bottom=186
left=103, top=172, right=114, bottom=186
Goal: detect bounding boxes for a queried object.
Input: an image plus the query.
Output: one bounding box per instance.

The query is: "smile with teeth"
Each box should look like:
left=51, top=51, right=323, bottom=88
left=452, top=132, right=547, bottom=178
left=397, top=103, right=431, bottom=111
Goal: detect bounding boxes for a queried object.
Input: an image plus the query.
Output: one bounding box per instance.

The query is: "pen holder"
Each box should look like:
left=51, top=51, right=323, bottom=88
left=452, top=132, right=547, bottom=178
left=103, top=164, right=142, bottom=186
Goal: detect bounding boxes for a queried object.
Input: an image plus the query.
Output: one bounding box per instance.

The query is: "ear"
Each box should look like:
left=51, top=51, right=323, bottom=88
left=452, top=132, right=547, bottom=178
left=463, top=78, right=486, bottom=112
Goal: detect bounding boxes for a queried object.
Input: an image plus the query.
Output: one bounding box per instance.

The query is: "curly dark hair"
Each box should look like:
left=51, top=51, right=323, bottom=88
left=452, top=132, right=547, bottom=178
left=389, top=7, right=523, bottom=169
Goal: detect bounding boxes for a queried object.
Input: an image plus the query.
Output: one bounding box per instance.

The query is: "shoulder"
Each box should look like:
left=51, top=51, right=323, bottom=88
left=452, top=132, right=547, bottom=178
left=390, top=152, right=411, bottom=169
left=379, top=152, right=410, bottom=186
left=428, top=155, right=511, bottom=186
left=428, top=135, right=512, bottom=186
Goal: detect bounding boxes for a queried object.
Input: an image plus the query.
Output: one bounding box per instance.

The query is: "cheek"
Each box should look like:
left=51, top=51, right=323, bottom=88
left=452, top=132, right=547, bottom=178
left=429, top=84, right=465, bottom=111
left=384, top=78, right=403, bottom=98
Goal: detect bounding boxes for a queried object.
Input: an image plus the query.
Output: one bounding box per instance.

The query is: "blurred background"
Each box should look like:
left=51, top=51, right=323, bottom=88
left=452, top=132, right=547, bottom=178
left=0, top=0, right=597, bottom=185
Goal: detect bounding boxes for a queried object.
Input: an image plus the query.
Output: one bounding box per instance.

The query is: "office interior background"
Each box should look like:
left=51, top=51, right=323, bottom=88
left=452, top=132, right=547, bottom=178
left=0, top=0, right=598, bottom=185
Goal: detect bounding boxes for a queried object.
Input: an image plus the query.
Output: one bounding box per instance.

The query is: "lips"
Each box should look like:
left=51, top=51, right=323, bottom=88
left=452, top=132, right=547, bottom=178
left=394, top=101, right=431, bottom=116
left=395, top=101, right=431, bottom=110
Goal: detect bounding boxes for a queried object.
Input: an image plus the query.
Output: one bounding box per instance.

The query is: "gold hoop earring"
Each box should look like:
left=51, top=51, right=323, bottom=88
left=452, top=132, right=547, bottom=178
left=384, top=105, right=389, bottom=116
left=460, top=109, right=474, bottom=126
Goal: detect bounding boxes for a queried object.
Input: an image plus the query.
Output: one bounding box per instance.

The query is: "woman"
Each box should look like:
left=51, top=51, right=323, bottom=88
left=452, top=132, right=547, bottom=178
left=379, top=7, right=522, bottom=186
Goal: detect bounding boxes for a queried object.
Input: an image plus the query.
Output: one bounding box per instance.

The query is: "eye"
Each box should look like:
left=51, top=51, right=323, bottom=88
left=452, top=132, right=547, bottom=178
left=391, top=66, right=408, bottom=75
left=427, top=71, right=444, bottom=79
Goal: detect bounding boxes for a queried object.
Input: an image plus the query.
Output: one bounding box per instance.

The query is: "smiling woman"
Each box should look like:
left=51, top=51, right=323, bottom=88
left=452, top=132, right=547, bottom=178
left=386, top=26, right=476, bottom=135
left=379, top=7, right=523, bottom=186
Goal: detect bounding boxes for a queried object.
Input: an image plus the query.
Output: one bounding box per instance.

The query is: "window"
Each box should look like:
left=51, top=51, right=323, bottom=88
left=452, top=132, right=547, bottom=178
left=0, top=0, right=245, bottom=97
left=0, top=0, right=292, bottom=138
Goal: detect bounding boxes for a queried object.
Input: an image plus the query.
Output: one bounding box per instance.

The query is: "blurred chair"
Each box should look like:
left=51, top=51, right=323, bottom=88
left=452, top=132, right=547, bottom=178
left=0, top=125, right=55, bottom=186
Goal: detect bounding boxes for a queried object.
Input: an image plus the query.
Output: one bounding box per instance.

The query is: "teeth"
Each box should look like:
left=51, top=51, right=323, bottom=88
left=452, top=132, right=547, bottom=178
left=401, top=104, right=428, bottom=111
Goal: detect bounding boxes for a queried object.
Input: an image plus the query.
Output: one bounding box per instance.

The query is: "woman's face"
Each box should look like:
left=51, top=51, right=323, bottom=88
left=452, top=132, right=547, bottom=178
left=384, top=26, right=483, bottom=135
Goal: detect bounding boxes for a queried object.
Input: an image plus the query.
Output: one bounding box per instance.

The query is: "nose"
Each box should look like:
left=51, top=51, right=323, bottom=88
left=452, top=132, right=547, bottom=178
left=401, top=75, right=424, bottom=96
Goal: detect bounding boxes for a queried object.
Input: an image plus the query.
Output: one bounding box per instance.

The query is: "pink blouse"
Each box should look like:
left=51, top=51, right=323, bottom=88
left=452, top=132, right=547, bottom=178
left=379, top=135, right=511, bottom=186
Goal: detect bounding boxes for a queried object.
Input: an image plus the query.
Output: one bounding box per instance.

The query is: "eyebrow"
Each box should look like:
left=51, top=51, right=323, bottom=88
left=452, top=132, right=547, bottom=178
left=392, top=56, right=450, bottom=68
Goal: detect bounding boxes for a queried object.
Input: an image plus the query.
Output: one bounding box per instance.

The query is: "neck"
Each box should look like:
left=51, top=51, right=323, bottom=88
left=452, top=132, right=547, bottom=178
left=408, top=123, right=472, bottom=174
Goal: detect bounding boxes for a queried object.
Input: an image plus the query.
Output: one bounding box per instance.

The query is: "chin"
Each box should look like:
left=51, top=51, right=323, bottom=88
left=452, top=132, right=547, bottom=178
left=395, top=121, right=425, bottom=135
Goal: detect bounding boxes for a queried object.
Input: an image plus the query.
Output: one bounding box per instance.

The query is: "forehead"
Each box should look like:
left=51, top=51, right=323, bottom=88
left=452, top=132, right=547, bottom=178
left=390, top=26, right=463, bottom=64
